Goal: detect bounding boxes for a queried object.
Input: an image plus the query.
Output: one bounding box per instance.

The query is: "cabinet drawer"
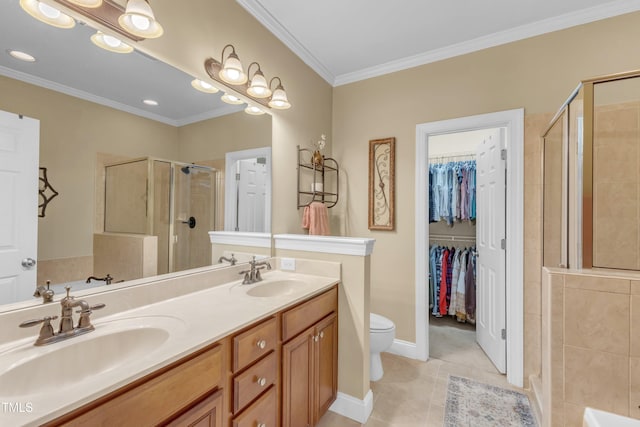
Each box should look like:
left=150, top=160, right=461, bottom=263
left=232, top=387, right=276, bottom=427
left=233, top=317, right=276, bottom=372
left=282, top=286, right=337, bottom=342
left=233, top=351, right=277, bottom=413
left=59, top=343, right=224, bottom=426
left=164, top=389, right=223, bottom=427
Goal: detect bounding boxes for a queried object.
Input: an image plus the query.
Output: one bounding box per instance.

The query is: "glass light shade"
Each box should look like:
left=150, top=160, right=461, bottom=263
left=221, top=93, right=244, bottom=105
left=244, top=105, right=265, bottom=115
left=20, top=0, right=75, bottom=29
left=66, top=0, right=102, bottom=8
left=91, top=31, right=133, bottom=53
left=118, top=0, right=163, bottom=39
left=219, top=52, right=247, bottom=85
left=191, top=79, right=219, bottom=94
left=268, top=86, right=291, bottom=109
left=247, top=71, right=271, bottom=98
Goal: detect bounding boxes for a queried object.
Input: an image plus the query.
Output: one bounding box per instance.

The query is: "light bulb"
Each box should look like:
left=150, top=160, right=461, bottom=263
left=131, top=14, right=150, bottom=30
left=38, top=2, right=60, bottom=18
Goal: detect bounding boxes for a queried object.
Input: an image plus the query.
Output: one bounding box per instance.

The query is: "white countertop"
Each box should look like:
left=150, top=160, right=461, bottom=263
left=0, top=269, right=339, bottom=426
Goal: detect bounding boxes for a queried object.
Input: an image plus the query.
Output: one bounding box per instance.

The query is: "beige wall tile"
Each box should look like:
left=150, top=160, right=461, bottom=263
left=632, top=280, right=640, bottom=295
left=564, top=274, right=630, bottom=294
left=631, top=296, right=640, bottom=357
left=525, top=313, right=541, bottom=383
left=525, top=280, right=542, bottom=316
left=563, top=403, right=585, bottom=427
left=37, top=256, right=93, bottom=286
left=564, top=288, right=629, bottom=355
left=630, top=357, right=640, bottom=418
left=564, top=345, right=629, bottom=415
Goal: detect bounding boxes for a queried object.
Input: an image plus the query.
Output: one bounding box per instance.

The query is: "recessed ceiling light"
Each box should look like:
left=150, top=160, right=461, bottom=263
left=7, top=50, right=36, bottom=62
left=143, top=99, right=158, bottom=106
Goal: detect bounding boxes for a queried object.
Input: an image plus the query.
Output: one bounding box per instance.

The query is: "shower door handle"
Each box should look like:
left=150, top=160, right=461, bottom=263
left=181, top=216, right=196, bottom=229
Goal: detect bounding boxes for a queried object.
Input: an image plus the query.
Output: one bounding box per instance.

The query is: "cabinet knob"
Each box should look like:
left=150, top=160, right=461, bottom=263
left=313, top=335, right=319, bottom=342
left=256, top=339, right=267, bottom=349
left=256, top=377, right=267, bottom=387
left=319, top=331, right=324, bottom=339
left=257, top=424, right=266, bottom=427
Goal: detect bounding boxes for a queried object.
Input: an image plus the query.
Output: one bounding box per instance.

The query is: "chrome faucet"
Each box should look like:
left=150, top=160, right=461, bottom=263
left=33, top=280, right=54, bottom=303
left=19, top=286, right=105, bottom=346
left=239, top=256, right=272, bottom=284
left=218, top=253, right=237, bottom=265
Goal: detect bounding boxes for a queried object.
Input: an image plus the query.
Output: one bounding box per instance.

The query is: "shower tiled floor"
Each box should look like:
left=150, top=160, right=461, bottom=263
left=317, top=317, right=527, bottom=427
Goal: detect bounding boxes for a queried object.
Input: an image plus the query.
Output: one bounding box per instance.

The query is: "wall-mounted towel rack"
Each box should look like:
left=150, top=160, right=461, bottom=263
left=297, top=146, right=339, bottom=209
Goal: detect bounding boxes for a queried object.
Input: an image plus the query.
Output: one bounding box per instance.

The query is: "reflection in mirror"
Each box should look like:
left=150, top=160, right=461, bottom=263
left=0, top=1, right=273, bottom=308
left=542, top=111, right=566, bottom=268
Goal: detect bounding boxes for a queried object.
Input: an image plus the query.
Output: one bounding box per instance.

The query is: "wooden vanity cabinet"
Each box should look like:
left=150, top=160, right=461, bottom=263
left=281, top=287, right=338, bottom=427
left=45, top=341, right=227, bottom=427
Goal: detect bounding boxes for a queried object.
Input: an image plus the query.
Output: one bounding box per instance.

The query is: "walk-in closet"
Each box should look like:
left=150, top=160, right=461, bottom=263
left=427, top=128, right=505, bottom=374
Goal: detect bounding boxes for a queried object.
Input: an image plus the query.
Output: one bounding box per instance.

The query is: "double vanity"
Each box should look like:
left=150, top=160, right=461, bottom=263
left=0, top=258, right=340, bottom=426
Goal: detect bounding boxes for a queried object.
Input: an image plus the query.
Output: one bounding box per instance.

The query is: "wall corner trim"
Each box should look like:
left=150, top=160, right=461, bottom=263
left=329, top=390, right=374, bottom=423
left=273, top=234, right=375, bottom=256
left=208, top=231, right=271, bottom=247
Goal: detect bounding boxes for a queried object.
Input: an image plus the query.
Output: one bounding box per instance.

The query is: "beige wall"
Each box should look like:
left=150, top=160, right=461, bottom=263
left=331, top=11, right=640, bottom=389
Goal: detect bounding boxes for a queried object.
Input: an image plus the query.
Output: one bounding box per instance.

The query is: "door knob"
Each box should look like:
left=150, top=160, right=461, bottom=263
left=21, top=258, right=37, bottom=268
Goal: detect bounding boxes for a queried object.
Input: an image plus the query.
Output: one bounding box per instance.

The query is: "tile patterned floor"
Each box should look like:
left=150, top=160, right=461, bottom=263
left=317, top=319, right=527, bottom=427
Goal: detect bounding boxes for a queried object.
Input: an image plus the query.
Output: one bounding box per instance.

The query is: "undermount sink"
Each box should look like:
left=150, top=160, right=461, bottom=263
left=246, top=279, right=308, bottom=297
left=0, top=315, right=185, bottom=398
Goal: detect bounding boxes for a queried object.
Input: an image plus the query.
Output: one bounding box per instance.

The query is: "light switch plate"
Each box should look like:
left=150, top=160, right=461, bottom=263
left=280, top=258, right=296, bottom=271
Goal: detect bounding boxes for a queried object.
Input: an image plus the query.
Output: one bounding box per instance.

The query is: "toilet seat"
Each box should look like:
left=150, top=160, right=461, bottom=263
left=370, top=313, right=395, bottom=332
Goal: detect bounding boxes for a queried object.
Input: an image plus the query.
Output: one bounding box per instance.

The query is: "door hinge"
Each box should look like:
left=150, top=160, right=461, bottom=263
left=501, top=328, right=506, bottom=340
left=501, top=148, right=507, bottom=160
left=500, top=238, right=506, bottom=250
left=235, top=173, right=240, bottom=181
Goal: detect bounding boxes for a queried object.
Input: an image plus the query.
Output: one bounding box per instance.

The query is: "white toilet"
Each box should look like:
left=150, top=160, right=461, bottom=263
left=369, top=313, right=396, bottom=381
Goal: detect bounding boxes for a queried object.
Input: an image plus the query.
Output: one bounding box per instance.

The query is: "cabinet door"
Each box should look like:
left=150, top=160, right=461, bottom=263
left=164, top=389, right=223, bottom=427
left=313, top=313, right=338, bottom=425
left=282, top=326, right=314, bottom=427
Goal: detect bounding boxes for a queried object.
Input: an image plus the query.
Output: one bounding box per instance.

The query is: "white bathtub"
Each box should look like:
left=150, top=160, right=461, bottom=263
left=584, top=408, right=640, bottom=427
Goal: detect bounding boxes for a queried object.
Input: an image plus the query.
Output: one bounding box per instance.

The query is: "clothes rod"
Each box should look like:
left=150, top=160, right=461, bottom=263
left=429, top=152, right=475, bottom=163
left=429, top=234, right=476, bottom=242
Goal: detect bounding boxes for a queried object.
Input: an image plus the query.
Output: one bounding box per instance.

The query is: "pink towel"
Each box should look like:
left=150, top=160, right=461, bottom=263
left=302, top=202, right=330, bottom=235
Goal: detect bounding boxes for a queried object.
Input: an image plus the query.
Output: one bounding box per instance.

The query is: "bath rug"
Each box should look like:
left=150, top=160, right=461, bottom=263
left=444, top=375, right=537, bottom=426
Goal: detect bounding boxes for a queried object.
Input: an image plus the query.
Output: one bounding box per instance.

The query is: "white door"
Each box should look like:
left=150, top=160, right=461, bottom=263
left=237, top=159, right=267, bottom=232
left=0, top=111, right=39, bottom=305
left=475, top=128, right=507, bottom=373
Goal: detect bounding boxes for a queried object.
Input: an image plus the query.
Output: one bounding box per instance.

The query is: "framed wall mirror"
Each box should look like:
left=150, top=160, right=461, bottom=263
left=0, top=0, right=273, bottom=308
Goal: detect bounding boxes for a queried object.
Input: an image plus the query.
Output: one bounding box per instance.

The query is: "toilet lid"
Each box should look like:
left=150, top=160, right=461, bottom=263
left=370, top=313, right=394, bottom=331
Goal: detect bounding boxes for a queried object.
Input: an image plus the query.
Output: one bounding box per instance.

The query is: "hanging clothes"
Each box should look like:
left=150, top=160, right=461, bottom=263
left=428, top=244, right=477, bottom=323
left=428, top=160, right=476, bottom=223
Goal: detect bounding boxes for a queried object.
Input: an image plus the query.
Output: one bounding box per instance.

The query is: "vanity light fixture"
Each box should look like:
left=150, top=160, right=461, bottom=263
left=244, top=105, right=265, bottom=116
left=66, top=0, right=102, bottom=8
left=220, top=93, right=244, bottom=105
left=19, top=0, right=76, bottom=29
left=143, top=99, right=158, bottom=106
left=118, top=0, right=163, bottom=39
left=191, top=79, right=219, bottom=94
left=219, top=44, right=247, bottom=85
left=268, top=77, right=291, bottom=110
left=7, top=49, right=36, bottom=62
left=91, top=31, right=133, bottom=53
left=246, top=62, right=271, bottom=99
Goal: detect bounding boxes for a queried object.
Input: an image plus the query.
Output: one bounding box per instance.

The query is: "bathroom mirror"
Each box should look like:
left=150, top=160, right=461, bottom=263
left=0, top=0, right=272, bottom=309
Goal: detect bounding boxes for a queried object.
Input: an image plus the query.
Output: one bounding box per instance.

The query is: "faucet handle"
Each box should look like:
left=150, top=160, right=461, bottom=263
left=19, top=315, right=58, bottom=328
left=75, top=303, right=106, bottom=314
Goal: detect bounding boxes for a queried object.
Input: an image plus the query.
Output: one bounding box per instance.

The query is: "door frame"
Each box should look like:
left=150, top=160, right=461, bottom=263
left=414, top=108, right=524, bottom=387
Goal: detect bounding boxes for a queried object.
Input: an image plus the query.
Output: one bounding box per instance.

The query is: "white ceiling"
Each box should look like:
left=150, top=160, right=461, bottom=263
left=237, top=0, right=640, bottom=86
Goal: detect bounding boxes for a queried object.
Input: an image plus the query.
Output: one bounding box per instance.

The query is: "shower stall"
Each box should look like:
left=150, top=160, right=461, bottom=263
left=103, top=157, right=217, bottom=275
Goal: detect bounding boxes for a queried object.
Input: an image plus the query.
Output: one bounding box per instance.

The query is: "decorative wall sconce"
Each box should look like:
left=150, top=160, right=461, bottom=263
left=204, top=44, right=291, bottom=111
left=20, top=0, right=163, bottom=54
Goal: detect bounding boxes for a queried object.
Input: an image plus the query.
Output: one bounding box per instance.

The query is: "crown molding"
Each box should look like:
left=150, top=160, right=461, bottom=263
left=235, top=0, right=336, bottom=85
left=236, top=0, right=640, bottom=87
left=0, top=65, right=239, bottom=127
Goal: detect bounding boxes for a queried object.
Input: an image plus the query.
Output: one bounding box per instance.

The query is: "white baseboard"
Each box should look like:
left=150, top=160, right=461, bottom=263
left=387, top=338, right=419, bottom=359
left=329, top=390, right=373, bottom=423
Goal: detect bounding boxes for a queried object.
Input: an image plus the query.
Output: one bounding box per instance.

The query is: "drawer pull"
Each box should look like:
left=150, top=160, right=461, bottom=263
left=256, top=377, right=267, bottom=387
left=320, top=331, right=324, bottom=339
left=313, top=335, right=319, bottom=342
left=256, top=339, right=267, bottom=349
left=257, top=424, right=266, bottom=427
